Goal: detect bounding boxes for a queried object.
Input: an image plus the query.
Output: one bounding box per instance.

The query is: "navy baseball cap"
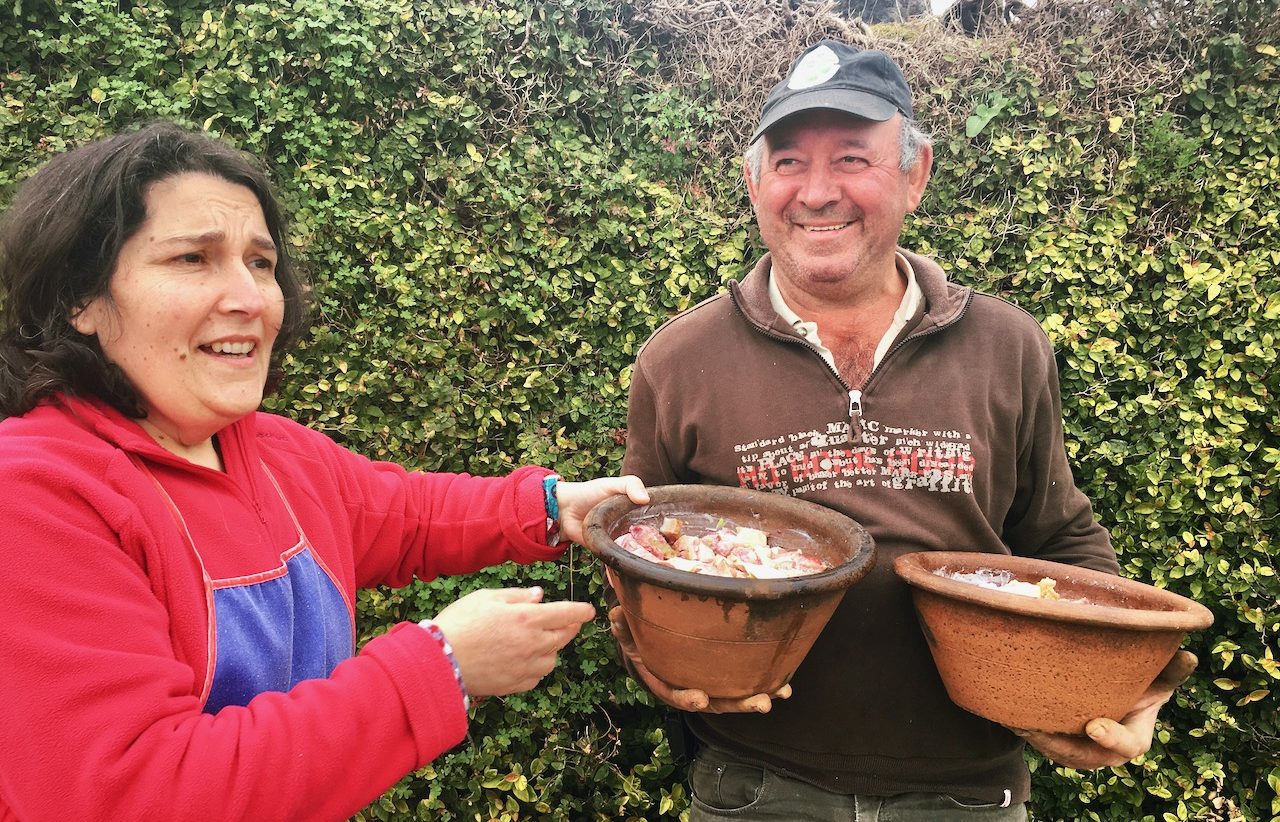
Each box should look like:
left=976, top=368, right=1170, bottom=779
left=750, top=40, right=914, bottom=144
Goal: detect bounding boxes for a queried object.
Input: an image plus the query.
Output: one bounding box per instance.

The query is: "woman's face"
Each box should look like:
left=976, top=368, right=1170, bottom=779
left=71, top=172, right=285, bottom=448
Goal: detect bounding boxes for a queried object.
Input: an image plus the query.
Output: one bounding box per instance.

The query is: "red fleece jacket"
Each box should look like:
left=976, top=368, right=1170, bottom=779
left=0, top=395, right=560, bottom=821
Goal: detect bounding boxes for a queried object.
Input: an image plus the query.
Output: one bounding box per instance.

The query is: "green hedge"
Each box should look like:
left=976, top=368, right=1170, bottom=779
left=1, top=1, right=1276, bottom=819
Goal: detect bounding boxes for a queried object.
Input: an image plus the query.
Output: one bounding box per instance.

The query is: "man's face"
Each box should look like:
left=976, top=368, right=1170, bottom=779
left=746, top=109, right=931, bottom=304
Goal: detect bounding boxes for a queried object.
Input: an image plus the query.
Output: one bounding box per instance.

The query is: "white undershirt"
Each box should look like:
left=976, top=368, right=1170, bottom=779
left=767, top=252, right=922, bottom=376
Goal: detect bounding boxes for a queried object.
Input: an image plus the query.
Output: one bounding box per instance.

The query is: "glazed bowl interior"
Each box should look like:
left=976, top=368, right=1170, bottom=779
left=584, top=484, right=875, bottom=598
left=894, top=551, right=1215, bottom=632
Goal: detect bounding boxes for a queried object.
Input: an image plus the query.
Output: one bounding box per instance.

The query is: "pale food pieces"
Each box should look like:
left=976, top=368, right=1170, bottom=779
left=940, top=567, right=1061, bottom=600
left=617, top=518, right=831, bottom=579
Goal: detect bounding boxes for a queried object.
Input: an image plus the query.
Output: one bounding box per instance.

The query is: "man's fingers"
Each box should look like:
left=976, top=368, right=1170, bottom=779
left=608, top=605, right=629, bottom=631
left=635, top=661, right=708, bottom=709
left=608, top=606, right=637, bottom=647
left=1154, top=650, right=1198, bottom=690
left=668, top=687, right=711, bottom=711
left=735, top=693, right=774, bottom=713
left=1125, top=649, right=1198, bottom=713
left=1017, top=728, right=1122, bottom=769
left=1084, top=717, right=1147, bottom=761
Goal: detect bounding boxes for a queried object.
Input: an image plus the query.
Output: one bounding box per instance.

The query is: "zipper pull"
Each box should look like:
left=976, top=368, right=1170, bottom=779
left=847, top=389, right=864, bottom=443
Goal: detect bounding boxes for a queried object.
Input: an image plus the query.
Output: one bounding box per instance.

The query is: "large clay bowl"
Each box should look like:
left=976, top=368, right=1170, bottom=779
left=893, top=551, right=1214, bottom=734
left=584, top=485, right=875, bottom=698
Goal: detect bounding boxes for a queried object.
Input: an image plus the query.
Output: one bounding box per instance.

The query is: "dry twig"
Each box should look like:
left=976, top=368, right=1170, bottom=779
left=628, top=0, right=1202, bottom=149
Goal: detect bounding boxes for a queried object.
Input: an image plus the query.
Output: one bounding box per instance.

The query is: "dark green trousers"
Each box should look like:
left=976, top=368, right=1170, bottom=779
left=688, top=746, right=1029, bottom=822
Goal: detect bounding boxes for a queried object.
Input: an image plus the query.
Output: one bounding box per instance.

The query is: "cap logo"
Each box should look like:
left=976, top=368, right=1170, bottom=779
left=786, top=45, right=840, bottom=91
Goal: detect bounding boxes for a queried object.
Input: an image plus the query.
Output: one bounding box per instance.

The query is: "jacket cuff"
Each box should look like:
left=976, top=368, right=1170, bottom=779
left=502, top=465, right=564, bottom=561
left=363, top=621, right=469, bottom=765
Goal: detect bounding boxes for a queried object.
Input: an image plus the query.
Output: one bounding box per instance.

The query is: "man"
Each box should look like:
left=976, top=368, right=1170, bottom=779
left=617, top=40, right=1195, bottom=821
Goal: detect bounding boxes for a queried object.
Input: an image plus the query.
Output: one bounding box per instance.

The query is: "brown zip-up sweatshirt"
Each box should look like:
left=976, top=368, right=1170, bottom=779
left=622, top=249, right=1116, bottom=805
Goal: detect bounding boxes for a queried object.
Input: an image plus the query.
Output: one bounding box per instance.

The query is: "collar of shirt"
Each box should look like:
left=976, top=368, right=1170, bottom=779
left=767, top=252, right=923, bottom=374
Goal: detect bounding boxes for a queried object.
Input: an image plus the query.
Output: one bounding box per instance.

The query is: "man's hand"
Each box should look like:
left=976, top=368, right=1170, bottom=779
left=608, top=605, right=792, bottom=713
left=1013, top=650, right=1198, bottom=768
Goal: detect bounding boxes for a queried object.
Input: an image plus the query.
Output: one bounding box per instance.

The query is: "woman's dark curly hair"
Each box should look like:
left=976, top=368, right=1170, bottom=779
left=0, top=121, right=309, bottom=418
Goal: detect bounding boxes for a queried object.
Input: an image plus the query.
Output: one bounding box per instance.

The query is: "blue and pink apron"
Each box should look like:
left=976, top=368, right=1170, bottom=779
left=134, top=457, right=355, bottom=713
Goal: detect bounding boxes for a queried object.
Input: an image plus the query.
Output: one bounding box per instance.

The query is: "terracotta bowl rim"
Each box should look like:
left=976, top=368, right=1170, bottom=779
left=584, top=484, right=876, bottom=601
left=893, top=550, right=1214, bottom=632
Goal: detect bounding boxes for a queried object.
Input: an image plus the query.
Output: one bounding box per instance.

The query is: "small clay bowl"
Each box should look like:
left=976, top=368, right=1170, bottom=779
left=893, top=551, right=1214, bottom=734
left=584, top=485, right=875, bottom=698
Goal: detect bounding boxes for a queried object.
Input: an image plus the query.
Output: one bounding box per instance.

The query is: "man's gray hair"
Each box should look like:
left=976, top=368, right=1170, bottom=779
left=744, top=118, right=932, bottom=183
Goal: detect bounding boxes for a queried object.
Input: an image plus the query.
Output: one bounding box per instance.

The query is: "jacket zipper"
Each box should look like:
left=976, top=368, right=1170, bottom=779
left=749, top=323, right=867, bottom=442
left=741, top=290, right=975, bottom=444
left=847, top=388, right=864, bottom=443
left=144, top=443, right=270, bottom=528
left=863, top=289, right=974, bottom=391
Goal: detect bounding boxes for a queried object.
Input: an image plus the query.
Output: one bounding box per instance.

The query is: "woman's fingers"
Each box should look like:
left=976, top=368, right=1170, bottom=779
left=430, top=588, right=595, bottom=699
left=554, top=475, right=650, bottom=544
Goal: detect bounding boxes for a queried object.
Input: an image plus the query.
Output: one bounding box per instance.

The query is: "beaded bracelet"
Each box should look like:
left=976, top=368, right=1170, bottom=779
left=543, top=473, right=561, bottom=546
left=418, top=619, right=470, bottom=711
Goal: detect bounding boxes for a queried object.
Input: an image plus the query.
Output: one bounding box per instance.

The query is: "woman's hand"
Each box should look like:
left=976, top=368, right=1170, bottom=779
left=1012, top=650, right=1198, bottom=768
left=608, top=605, right=792, bottom=713
left=428, top=587, right=595, bottom=698
left=555, top=475, right=649, bottom=545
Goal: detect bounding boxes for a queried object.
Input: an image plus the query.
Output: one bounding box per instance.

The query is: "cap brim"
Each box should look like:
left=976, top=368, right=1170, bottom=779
left=750, top=88, right=900, bottom=144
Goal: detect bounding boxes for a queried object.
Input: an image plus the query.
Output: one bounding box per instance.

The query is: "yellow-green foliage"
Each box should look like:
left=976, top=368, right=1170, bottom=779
left=1, top=1, right=1276, bottom=820
left=902, top=29, right=1280, bottom=822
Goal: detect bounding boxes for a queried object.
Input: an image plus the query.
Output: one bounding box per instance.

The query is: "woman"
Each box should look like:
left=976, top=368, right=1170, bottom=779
left=0, top=121, right=646, bottom=820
